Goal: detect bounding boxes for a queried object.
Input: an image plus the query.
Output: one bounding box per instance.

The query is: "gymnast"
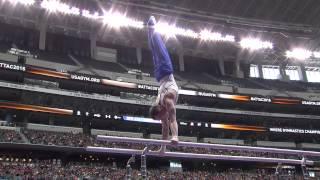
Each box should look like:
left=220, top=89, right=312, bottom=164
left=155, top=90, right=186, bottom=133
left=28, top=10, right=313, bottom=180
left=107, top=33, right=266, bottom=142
left=147, top=16, right=179, bottom=153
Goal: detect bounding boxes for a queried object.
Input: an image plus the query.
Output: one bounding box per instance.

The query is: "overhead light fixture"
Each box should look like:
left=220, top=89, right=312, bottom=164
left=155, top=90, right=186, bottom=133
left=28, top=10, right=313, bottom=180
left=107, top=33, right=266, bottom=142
left=154, top=22, right=198, bottom=38
left=286, top=48, right=312, bottom=60
left=181, top=29, right=198, bottom=39
left=82, top=10, right=100, bottom=19
left=11, top=0, right=283, bottom=52
left=102, top=11, right=143, bottom=29
left=240, top=38, right=273, bottom=50
left=199, top=30, right=235, bottom=42
left=37, top=1, right=238, bottom=42
left=41, top=0, right=80, bottom=15
left=5, top=0, right=35, bottom=6
left=313, top=51, right=320, bottom=58
left=155, top=23, right=177, bottom=37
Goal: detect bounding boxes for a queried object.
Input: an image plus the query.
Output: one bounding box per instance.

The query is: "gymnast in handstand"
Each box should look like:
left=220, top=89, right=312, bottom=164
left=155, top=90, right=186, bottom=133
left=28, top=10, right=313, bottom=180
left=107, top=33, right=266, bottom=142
left=148, top=16, right=179, bottom=153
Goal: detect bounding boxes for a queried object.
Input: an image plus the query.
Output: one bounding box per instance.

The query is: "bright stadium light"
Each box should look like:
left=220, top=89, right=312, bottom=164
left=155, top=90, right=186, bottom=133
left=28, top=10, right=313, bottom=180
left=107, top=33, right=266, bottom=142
left=199, top=30, right=213, bottom=41
left=82, top=10, right=100, bottom=19
left=155, top=23, right=176, bottom=37
left=286, top=48, right=312, bottom=60
left=182, top=29, right=198, bottom=38
left=103, top=12, right=128, bottom=28
left=240, top=38, right=273, bottom=50
left=41, top=0, right=80, bottom=15
left=103, top=12, right=143, bottom=29
left=172, top=27, right=198, bottom=38
left=154, top=23, right=198, bottom=38
left=69, top=7, right=81, bottom=16
left=5, top=0, right=35, bottom=6
left=31, top=0, right=279, bottom=47
left=199, top=30, right=235, bottom=42
left=40, top=0, right=57, bottom=12
left=313, top=51, right=320, bottom=58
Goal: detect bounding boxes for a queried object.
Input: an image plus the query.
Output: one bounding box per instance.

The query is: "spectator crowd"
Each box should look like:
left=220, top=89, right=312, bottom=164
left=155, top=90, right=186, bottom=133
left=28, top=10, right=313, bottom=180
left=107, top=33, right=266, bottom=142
left=0, top=129, right=304, bottom=160
left=0, top=160, right=305, bottom=180
left=0, top=129, right=23, bottom=143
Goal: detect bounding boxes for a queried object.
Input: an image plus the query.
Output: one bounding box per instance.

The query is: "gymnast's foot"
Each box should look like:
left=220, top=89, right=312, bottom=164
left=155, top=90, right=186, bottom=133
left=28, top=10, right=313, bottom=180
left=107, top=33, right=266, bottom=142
left=170, top=136, right=179, bottom=145
left=147, top=16, right=156, bottom=26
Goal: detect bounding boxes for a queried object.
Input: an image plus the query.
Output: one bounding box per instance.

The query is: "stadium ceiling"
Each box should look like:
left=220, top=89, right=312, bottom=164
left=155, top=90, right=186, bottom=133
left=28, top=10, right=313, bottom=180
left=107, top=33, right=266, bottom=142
left=130, top=0, right=320, bottom=27
left=100, top=0, right=320, bottom=64
left=106, top=0, right=318, bottom=33
left=1, top=0, right=320, bottom=64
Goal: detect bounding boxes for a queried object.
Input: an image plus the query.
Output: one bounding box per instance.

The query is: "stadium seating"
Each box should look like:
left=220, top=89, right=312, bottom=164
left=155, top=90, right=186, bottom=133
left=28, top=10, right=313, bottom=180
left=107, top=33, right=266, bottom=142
left=0, top=160, right=305, bottom=179
left=177, top=72, right=220, bottom=85
left=220, top=77, right=268, bottom=89
left=0, top=124, right=316, bottom=160
left=252, top=79, right=307, bottom=92
left=74, top=56, right=128, bottom=73
left=38, top=51, right=76, bottom=65
left=0, top=128, right=23, bottom=143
